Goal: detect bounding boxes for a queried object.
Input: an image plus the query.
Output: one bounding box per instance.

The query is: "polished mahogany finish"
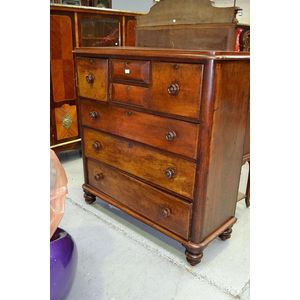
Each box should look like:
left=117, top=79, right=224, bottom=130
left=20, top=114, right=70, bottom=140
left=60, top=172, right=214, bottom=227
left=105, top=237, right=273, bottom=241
left=111, top=59, right=151, bottom=84
left=83, top=128, right=196, bottom=199
left=74, top=47, right=250, bottom=266
left=80, top=99, right=199, bottom=159
left=50, top=4, right=141, bottom=152
left=76, top=57, right=108, bottom=101
left=87, top=159, right=192, bottom=239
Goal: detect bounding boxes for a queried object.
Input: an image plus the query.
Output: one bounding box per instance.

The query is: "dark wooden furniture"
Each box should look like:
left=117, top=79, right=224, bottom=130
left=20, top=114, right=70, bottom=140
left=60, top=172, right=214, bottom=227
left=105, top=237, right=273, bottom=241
left=136, top=0, right=250, bottom=206
left=50, top=4, right=141, bottom=152
left=74, top=47, right=250, bottom=265
left=136, top=0, right=250, bottom=52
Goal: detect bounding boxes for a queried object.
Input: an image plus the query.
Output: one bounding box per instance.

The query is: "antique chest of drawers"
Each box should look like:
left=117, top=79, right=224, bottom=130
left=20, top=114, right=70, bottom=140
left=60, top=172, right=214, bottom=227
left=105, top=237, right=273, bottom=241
left=74, top=47, right=250, bottom=266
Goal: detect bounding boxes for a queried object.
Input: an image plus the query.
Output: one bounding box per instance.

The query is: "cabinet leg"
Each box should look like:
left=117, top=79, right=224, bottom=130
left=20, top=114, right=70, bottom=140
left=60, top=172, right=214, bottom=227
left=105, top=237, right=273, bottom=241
left=219, top=227, right=233, bottom=241
left=84, top=190, right=96, bottom=204
left=245, top=161, right=250, bottom=207
left=185, top=248, right=203, bottom=266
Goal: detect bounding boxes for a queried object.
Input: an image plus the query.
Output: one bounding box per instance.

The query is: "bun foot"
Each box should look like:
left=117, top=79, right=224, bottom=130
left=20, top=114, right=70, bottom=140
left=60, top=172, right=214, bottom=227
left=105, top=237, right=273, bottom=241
left=185, top=249, right=203, bottom=266
left=219, top=227, right=233, bottom=241
left=84, top=191, right=96, bottom=204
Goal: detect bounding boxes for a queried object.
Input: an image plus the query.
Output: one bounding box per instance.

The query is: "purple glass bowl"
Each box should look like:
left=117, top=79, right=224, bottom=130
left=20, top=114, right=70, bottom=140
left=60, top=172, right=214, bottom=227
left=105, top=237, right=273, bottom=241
left=50, top=228, right=77, bottom=300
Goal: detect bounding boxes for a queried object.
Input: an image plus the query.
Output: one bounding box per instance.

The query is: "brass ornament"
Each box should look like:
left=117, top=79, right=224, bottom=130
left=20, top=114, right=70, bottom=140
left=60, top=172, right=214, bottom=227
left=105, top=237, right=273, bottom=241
left=62, top=114, right=73, bottom=129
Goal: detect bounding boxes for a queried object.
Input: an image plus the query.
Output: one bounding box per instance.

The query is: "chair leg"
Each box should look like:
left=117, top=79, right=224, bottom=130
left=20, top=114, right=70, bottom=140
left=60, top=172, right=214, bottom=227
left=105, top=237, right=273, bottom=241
left=245, top=161, right=250, bottom=207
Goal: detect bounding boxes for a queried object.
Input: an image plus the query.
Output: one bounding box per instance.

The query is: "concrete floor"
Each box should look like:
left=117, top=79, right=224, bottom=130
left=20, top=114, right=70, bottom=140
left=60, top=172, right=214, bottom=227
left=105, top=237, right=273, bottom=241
left=58, top=151, right=250, bottom=300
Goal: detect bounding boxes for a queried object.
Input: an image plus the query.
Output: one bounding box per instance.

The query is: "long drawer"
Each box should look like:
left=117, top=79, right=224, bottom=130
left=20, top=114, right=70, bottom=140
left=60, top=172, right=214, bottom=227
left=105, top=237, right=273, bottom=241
left=83, top=127, right=196, bottom=199
left=87, top=159, right=191, bottom=239
left=80, top=100, right=199, bottom=159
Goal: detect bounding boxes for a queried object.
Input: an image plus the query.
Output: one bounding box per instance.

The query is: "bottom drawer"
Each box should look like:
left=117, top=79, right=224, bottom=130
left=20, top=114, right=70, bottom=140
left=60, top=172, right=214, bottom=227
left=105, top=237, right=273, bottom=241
left=87, top=159, right=191, bottom=239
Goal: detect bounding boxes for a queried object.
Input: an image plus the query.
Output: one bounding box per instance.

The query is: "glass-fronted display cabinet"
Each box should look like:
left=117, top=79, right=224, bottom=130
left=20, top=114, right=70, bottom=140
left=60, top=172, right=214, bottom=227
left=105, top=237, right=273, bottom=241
left=79, top=14, right=121, bottom=47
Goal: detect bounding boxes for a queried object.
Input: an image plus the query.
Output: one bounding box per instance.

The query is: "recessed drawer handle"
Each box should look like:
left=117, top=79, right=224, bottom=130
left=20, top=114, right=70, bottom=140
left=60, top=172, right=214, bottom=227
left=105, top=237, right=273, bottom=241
left=94, top=173, right=104, bottom=181
left=165, top=131, right=176, bottom=141
left=89, top=111, right=99, bottom=120
left=160, top=207, right=171, bottom=218
left=165, top=168, right=175, bottom=179
left=167, top=83, right=180, bottom=96
left=92, top=141, right=101, bottom=151
left=86, top=73, right=95, bottom=84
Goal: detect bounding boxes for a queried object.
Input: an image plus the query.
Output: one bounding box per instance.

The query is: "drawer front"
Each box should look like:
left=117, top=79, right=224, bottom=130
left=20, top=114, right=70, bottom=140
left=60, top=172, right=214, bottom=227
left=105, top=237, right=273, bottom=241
left=151, top=62, right=203, bottom=119
left=111, top=59, right=150, bottom=84
left=87, top=159, right=191, bottom=239
left=76, top=57, right=108, bottom=101
left=111, top=83, right=150, bottom=107
left=83, top=128, right=196, bottom=199
left=80, top=100, right=199, bottom=159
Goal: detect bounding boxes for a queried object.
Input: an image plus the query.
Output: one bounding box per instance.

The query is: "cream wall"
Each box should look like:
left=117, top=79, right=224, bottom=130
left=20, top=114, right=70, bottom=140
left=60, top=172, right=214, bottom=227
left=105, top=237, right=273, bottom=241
left=112, top=0, right=153, bottom=12
left=212, top=0, right=250, bottom=24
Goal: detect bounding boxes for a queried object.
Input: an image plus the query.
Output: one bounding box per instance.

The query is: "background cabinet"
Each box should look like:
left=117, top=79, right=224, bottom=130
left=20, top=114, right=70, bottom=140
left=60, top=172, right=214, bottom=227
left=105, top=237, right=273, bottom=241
left=50, top=4, right=141, bottom=152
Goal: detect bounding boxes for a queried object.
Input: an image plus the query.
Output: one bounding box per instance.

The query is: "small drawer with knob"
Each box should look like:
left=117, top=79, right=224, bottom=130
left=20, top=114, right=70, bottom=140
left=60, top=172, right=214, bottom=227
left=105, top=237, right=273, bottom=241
left=87, top=159, right=192, bottom=239
left=83, top=127, right=196, bottom=199
left=151, top=62, right=204, bottom=119
left=111, top=59, right=150, bottom=84
left=80, top=99, right=199, bottom=159
left=76, top=57, right=108, bottom=101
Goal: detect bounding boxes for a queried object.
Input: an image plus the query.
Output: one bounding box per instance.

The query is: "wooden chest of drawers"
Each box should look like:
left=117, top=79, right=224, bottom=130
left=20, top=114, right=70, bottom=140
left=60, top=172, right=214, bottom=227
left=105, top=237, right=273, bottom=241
left=74, top=47, right=250, bottom=266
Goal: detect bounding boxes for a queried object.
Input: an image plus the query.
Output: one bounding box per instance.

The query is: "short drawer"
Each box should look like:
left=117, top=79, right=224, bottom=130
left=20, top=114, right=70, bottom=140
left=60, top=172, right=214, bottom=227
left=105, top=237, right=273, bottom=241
left=83, top=128, right=196, bottom=199
left=80, top=100, right=199, bottom=159
left=87, top=159, right=191, bottom=239
left=111, top=83, right=150, bottom=107
left=151, top=62, right=204, bottom=119
left=76, top=57, right=108, bottom=101
left=111, top=59, right=150, bottom=84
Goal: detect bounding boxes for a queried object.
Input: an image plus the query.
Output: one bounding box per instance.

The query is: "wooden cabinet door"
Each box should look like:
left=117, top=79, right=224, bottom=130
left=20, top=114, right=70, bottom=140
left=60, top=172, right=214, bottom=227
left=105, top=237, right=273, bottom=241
left=50, top=15, right=76, bottom=102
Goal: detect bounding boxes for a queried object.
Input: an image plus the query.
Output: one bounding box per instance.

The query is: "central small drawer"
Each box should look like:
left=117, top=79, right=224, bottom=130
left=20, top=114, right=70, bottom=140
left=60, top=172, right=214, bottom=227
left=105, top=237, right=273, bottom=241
left=87, top=159, right=191, bottom=239
left=80, top=100, right=199, bottom=159
left=83, top=127, right=196, bottom=199
left=111, top=59, right=151, bottom=84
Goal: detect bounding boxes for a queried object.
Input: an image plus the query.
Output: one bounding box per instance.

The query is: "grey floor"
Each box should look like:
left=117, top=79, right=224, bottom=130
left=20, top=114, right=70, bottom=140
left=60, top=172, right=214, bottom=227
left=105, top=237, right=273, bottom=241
left=58, top=150, right=250, bottom=300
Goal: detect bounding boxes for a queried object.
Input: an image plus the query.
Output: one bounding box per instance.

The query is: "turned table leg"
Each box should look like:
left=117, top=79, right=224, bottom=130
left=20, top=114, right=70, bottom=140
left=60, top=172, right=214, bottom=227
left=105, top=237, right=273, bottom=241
left=84, top=190, right=96, bottom=204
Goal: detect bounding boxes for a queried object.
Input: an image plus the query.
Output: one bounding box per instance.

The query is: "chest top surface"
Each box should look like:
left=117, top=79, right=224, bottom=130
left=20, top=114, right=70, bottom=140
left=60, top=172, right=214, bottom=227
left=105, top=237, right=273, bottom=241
left=73, top=47, right=250, bottom=61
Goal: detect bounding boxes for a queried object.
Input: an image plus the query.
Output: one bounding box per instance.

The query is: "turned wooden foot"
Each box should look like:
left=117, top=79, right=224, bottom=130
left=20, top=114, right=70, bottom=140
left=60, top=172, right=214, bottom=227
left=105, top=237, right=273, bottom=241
left=185, top=249, right=203, bottom=266
left=84, top=191, right=96, bottom=204
left=219, top=227, right=233, bottom=241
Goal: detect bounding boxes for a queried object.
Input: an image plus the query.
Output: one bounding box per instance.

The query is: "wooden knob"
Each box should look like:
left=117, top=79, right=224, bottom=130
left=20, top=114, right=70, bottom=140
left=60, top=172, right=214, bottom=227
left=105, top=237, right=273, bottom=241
left=165, top=131, right=176, bottom=141
left=94, top=173, right=104, bottom=181
left=167, top=83, right=180, bottom=96
left=161, top=207, right=171, bottom=218
left=86, top=73, right=95, bottom=84
left=92, top=141, right=101, bottom=151
left=89, top=111, right=98, bottom=120
left=165, top=168, right=175, bottom=179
